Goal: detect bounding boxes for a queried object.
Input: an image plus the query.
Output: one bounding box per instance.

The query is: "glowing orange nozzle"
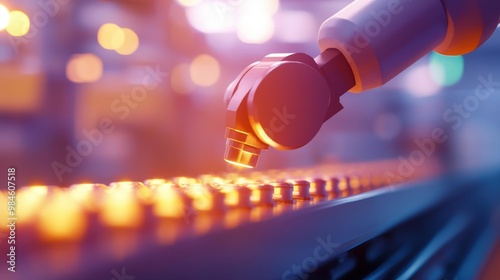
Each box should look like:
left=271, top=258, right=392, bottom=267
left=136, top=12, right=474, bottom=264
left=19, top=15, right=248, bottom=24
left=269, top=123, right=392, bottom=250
left=224, top=128, right=262, bottom=168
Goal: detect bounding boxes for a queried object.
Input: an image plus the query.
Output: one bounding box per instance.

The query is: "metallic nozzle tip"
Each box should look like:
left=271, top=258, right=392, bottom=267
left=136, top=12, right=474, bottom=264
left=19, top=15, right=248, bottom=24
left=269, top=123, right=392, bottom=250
left=224, top=139, right=262, bottom=168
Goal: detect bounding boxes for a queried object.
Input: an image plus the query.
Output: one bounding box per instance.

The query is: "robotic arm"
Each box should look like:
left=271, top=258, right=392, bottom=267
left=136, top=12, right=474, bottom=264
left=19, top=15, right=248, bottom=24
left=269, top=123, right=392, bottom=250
left=224, top=0, right=500, bottom=168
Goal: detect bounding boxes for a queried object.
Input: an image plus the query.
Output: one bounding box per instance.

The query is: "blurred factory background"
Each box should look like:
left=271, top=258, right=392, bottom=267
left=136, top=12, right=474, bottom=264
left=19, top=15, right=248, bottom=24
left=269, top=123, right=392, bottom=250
left=0, top=0, right=499, bottom=187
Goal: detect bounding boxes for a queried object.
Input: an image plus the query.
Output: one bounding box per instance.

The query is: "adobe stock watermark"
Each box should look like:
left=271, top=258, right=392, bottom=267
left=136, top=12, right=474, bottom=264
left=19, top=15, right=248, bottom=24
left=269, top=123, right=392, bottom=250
left=282, top=234, right=340, bottom=280
left=344, top=0, right=412, bottom=55
left=269, top=106, right=296, bottom=133
left=9, top=0, right=73, bottom=54
left=181, top=202, right=197, bottom=225
left=212, top=0, right=244, bottom=21
left=51, top=66, right=169, bottom=182
left=110, top=267, right=135, bottom=280
left=384, top=74, right=500, bottom=183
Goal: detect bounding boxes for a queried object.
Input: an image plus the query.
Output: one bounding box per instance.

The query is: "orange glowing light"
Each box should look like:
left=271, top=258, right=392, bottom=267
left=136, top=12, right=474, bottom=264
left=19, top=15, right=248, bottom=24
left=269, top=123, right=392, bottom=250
left=137, top=187, right=153, bottom=204
left=235, top=177, right=253, bottom=185
left=109, top=181, right=137, bottom=191
left=17, top=186, right=51, bottom=225
left=37, top=192, right=87, bottom=242
left=273, top=187, right=281, bottom=196
left=173, top=177, right=198, bottom=186
left=153, top=188, right=187, bottom=218
left=194, top=197, right=213, bottom=212
left=69, top=184, right=105, bottom=212
left=250, top=188, right=262, bottom=203
left=99, top=191, right=143, bottom=228
left=224, top=159, right=253, bottom=169
left=185, top=185, right=213, bottom=211
left=144, top=179, right=167, bottom=187
left=108, top=181, right=150, bottom=204
left=271, top=182, right=294, bottom=202
left=350, top=177, right=361, bottom=191
left=336, top=178, right=350, bottom=197
left=97, top=23, right=125, bottom=50
left=27, top=185, right=50, bottom=196
left=199, top=174, right=228, bottom=186
left=221, top=187, right=239, bottom=207
left=115, top=28, right=139, bottom=55
left=222, top=186, right=253, bottom=208
left=211, top=177, right=228, bottom=186
left=183, top=184, right=205, bottom=197
left=6, top=10, right=30, bottom=37
left=190, top=54, right=220, bottom=87
left=66, top=53, right=103, bottom=83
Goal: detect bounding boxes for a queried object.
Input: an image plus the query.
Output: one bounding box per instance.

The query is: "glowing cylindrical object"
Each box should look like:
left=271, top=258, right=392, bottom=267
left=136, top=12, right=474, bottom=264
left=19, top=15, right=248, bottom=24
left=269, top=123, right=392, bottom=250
left=37, top=191, right=87, bottom=242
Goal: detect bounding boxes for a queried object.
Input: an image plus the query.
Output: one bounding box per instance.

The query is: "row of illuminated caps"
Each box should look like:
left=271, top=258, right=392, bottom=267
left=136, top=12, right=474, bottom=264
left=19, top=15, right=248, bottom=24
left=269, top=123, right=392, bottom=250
left=0, top=169, right=411, bottom=242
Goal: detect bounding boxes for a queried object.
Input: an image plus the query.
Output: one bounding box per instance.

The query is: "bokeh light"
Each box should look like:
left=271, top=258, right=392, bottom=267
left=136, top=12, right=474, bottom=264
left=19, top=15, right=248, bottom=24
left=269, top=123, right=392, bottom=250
left=0, top=4, right=10, bottom=31
left=153, top=188, right=186, bottom=218
left=190, top=54, right=220, bottom=87
left=404, top=64, right=441, bottom=98
left=37, top=191, right=87, bottom=242
left=237, top=15, right=274, bottom=44
left=429, top=52, right=464, bottom=86
left=66, top=53, right=103, bottom=83
left=269, top=0, right=280, bottom=15
left=236, top=0, right=277, bottom=44
left=115, top=28, right=139, bottom=55
left=17, top=187, right=48, bottom=225
left=186, top=2, right=235, bottom=33
left=186, top=0, right=279, bottom=37
left=240, top=0, right=279, bottom=16
left=176, top=0, right=202, bottom=7
left=6, top=10, right=30, bottom=37
left=97, top=23, right=125, bottom=50
left=100, top=190, right=143, bottom=228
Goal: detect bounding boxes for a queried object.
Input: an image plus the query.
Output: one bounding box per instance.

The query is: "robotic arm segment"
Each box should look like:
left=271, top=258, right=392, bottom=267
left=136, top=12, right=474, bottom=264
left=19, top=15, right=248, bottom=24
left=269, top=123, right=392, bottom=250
left=224, top=0, right=500, bottom=168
